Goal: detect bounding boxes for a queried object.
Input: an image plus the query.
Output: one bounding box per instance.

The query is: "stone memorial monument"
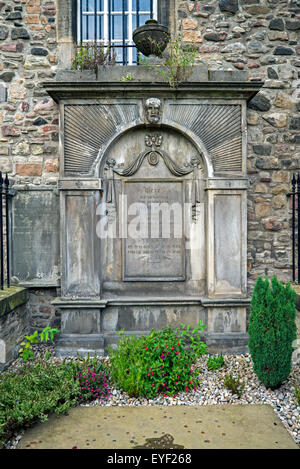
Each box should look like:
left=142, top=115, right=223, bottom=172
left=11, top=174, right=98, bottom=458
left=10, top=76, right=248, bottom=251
left=43, top=65, right=262, bottom=356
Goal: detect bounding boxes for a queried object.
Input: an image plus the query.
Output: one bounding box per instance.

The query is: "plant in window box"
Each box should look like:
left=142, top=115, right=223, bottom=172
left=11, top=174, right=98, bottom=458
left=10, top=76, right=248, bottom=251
left=72, top=42, right=116, bottom=77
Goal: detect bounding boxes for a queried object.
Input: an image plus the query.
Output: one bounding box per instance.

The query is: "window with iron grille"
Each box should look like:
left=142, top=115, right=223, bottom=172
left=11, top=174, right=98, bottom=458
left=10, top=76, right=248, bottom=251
left=77, top=0, right=158, bottom=65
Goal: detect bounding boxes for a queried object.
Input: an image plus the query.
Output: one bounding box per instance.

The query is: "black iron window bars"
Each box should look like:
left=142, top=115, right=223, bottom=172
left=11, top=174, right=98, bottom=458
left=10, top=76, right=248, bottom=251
left=78, top=0, right=156, bottom=65
left=289, top=173, right=300, bottom=284
left=0, top=172, right=11, bottom=290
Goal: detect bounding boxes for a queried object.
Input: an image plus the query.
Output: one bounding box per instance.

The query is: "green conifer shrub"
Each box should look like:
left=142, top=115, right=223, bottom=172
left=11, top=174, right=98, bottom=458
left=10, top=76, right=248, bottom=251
left=248, top=276, right=297, bottom=389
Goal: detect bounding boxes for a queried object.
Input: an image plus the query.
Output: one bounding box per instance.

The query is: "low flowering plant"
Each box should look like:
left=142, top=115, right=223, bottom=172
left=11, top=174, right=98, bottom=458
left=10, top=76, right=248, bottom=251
left=108, top=321, right=208, bottom=399
left=70, top=354, right=111, bottom=403
left=76, top=367, right=111, bottom=402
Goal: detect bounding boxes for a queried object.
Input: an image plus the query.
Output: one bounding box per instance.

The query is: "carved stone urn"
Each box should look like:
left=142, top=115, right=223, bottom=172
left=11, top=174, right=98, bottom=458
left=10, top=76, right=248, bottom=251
left=133, top=19, right=170, bottom=57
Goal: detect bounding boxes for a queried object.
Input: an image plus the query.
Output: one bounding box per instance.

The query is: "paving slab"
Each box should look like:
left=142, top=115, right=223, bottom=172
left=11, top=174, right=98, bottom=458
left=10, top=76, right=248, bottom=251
left=17, top=405, right=298, bottom=449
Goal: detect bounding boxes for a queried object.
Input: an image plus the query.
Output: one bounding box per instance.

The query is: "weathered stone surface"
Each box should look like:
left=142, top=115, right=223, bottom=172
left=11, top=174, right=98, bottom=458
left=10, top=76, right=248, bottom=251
left=178, top=9, right=187, bottom=18
left=267, top=67, right=278, bottom=79
left=253, top=145, right=272, bottom=156
left=11, top=28, right=30, bottom=40
left=33, top=98, right=54, bottom=112
left=247, top=40, right=267, bottom=54
left=13, top=141, right=30, bottom=156
left=182, top=30, right=202, bottom=42
left=15, top=164, right=42, bottom=176
left=204, top=32, right=228, bottom=41
left=272, top=194, right=286, bottom=210
left=254, top=183, right=268, bottom=193
left=268, top=31, right=288, bottom=41
left=31, top=144, right=44, bottom=155
left=0, top=42, right=24, bottom=53
left=1, top=125, right=19, bottom=137
left=0, top=25, right=9, bottom=40
left=262, top=113, right=287, bottom=128
left=264, top=217, right=282, bottom=231
left=246, top=111, right=259, bottom=125
left=221, top=42, right=246, bottom=54
left=31, top=47, right=49, bottom=56
left=285, top=20, right=300, bottom=30
left=268, top=18, right=285, bottom=31
left=248, top=94, right=271, bottom=112
left=255, top=157, right=280, bottom=170
left=245, top=5, right=269, bottom=14
left=0, top=84, right=7, bottom=103
left=274, top=93, right=294, bottom=109
left=273, top=46, right=295, bottom=55
left=0, top=157, right=12, bottom=173
left=33, top=117, right=48, bottom=126
left=0, top=72, right=15, bottom=83
left=9, top=82, right=27, bottom=99
left=45, top=159, right=58, bottom=172
left=182, top=18, right=198, bottom=30
left=255, top=203, right=270, bottom=218
left=6, top=11, right=22, bottom=20
left=219, top=0, right=239, bottom=14
left=290, top=117, right=300, bottom=130
left=24, top=55, right=50, bottom=70
left=0, top=287, right=28, bottom=370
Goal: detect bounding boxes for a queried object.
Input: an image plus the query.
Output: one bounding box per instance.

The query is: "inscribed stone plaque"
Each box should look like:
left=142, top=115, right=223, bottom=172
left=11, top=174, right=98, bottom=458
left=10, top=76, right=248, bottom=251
left=12, top=190, right=59, bottom=284
left=123, top=180, right=185, bottom=281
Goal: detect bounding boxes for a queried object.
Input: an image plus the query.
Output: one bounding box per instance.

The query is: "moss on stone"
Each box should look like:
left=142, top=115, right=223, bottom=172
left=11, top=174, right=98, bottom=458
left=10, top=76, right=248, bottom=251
left=0, top=286, right=28, bottom=318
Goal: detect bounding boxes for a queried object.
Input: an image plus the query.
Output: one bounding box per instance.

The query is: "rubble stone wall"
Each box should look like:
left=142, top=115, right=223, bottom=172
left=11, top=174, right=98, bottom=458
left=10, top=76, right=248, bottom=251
left=0, top=0, right=299, bottom=303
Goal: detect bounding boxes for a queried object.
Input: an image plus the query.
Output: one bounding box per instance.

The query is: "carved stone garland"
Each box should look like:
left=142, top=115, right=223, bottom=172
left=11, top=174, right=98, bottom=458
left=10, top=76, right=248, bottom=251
left=104, top=134, right=203, bottom=221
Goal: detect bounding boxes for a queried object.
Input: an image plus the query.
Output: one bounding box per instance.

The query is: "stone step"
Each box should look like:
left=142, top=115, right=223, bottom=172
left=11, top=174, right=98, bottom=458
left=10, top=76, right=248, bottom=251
left=55, top=347, right=104, bottom=359
left=55, top=334, right=104, bottom=358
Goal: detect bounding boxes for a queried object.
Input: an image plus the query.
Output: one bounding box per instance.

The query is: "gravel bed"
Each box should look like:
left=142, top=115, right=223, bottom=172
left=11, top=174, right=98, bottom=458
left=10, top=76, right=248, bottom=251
left=2, top=345, right=300, bottom=449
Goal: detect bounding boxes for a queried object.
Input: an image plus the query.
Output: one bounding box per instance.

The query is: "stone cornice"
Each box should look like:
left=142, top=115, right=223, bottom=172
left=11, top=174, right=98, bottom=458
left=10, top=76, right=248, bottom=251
left=43, top=66, right=263, bottom=103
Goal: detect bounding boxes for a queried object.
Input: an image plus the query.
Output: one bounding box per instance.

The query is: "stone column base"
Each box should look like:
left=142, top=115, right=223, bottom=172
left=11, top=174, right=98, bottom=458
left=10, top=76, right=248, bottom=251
left=205, top=332, right=249, bottom=355
left=55, top=333, right=104, bottom=358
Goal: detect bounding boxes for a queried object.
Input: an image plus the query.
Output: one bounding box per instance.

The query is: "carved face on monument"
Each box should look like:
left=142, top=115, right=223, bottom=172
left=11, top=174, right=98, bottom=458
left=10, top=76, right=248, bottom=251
left=145, top=97, right=161, bottom=124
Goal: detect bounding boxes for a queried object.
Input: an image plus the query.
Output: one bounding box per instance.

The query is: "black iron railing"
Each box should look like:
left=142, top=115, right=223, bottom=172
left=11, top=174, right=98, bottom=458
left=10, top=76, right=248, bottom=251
left=0, top=172, right=11, bottom=290
left=290, top=173, right=300, bottom=284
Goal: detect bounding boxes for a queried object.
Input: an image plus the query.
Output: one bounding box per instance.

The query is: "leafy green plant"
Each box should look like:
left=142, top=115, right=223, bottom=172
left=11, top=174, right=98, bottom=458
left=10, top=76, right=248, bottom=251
left=18, top=327, right=60, bottom=363
left=0, top=361, right=81, bottom=448
left=0, top=355, right=112, bottom=448
left=108, top=321, right=207, bottom=398
left=43, top=350, right=51, bottom=361
left=140, top=36, right=197, bottom=88
left=119, top=72, right=134, bottom=82
left=248, top=276, right=297, bottom=389
left=295, top=385, right=300, bottom=407
left=224, top=372, right=245, bottom=398
left=207, top=355, right=225, bottom=371
left=72, top=41, right=116, bottom=75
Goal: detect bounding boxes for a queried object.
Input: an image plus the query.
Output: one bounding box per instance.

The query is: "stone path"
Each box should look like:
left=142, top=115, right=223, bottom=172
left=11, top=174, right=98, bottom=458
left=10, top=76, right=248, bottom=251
left=17, top=405, right=298, bottom=449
